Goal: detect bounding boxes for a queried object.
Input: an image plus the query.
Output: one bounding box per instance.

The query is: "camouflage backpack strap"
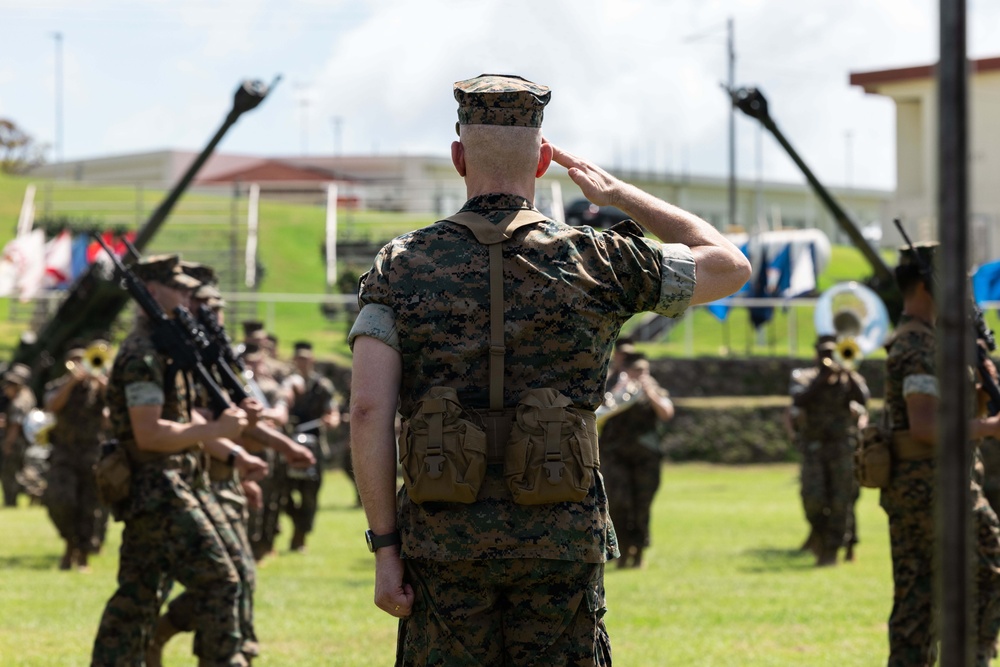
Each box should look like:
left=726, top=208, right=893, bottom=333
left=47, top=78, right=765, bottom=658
left=443, top=209, right=548, bottom=410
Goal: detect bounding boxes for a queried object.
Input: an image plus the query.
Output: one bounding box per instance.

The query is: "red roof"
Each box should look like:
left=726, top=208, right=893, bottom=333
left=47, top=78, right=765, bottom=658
left=197, top=159, right=344, bottom=184
left=850, top=56, right=1000, bottom=93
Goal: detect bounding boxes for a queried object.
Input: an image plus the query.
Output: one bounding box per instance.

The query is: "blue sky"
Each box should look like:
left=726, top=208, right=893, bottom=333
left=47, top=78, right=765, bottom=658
left=1, top=0, right=998, bottom=191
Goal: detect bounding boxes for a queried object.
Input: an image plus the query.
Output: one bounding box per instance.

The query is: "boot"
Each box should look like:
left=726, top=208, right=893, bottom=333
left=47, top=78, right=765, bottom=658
left=145, top=615, right=182, bottom=667
left=290, top=527, right=306, bottom=553
left=631, top=547, right=644, bottom=569
left=76, top=548, right=90, bottom=572
left=59, top=542, right=75, bottom=571
left=844, top=542, right=855, bottom=562
left=816, top=549, right=838, bottom=567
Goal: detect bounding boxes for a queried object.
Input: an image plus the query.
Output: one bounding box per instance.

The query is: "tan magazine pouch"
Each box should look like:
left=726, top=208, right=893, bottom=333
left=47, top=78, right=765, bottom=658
left=93, top=440, right=131, bottom=506
left=399, top=387, right=487, bottom=504
left=440, top=210, right=597, bottom=505
left=505, top=388, right=599, bottom=505
left=855, top=423, right=891, bottom=489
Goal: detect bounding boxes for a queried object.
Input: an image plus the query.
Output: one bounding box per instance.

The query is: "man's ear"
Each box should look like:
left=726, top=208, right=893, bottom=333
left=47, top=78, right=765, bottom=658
left=536, top=141, right=553, bottom=178
left=451, top=141, right=466, bottom=177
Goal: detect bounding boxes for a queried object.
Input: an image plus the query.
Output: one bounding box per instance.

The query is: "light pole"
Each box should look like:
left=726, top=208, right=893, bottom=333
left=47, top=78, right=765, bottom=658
left=52, top=31, right=63, bottom=164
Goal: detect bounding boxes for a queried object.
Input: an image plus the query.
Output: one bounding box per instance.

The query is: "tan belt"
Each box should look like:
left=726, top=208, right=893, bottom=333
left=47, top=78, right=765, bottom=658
left=892, top=431, right=934, bottom=461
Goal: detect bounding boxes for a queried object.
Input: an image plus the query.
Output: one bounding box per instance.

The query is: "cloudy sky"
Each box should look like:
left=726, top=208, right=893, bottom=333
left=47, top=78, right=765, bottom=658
left=1, top=0, right=998, bottom=192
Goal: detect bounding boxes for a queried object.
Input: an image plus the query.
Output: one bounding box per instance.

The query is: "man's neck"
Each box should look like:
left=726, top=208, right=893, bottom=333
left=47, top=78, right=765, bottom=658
left=903, top=297, right=935, bottom=326
left=464, top=177, right=535, bottom=202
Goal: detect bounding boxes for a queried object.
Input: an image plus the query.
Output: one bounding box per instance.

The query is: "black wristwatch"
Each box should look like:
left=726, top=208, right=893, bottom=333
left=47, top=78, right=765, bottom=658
left=365, top=529, right=401, bottom=553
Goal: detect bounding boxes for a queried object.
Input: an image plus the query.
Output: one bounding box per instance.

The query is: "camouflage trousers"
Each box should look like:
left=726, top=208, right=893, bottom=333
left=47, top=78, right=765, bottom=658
left=397, top=558, right=612, bottom=667
left=248, top=450, right=286, bottom=559
left=0, top=440, right=25, bottom=506
left=881, top=460, right=1000, bottom=667
left=45, top=451, right=106, bottom=553
left=164, top=481, right=258, bottom=660
left=800, top=441, right=857, bottom=554
left=284, top=474, right=321, bottom=536
left=90, top=490, right=246, bottom=667
left=600, top=443, right=662, bottom=553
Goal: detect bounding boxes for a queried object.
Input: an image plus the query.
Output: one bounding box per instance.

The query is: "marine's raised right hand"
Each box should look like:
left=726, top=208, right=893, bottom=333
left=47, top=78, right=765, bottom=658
left=548, top=141, right=622, bottom=208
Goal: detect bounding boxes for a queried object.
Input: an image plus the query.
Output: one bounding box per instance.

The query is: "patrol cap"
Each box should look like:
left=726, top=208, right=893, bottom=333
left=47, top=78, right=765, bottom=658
left=454, top=74, right=550, bottom=134
left=133, top=255, right=201, bottom=290
left=293, top=341, right=314, bottom=358
left=193, top=283, right=222, bottom=301
left=897, top=242, right=937, bottom=271
left=243, top=342, right=264, bottom=363
left=3, top=362, right=31, bottom=386
left=181, top=261, right=217, bottom=287
left=243, top=320, right=265, bottom=337
left=815, top=334, right=837, bottom=352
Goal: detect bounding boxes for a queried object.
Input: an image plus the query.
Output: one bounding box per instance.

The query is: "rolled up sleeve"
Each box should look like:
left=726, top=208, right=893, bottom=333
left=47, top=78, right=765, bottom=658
left=349, top=303, right=400, bottom=352
left=655, top=243, right=696, bottom=318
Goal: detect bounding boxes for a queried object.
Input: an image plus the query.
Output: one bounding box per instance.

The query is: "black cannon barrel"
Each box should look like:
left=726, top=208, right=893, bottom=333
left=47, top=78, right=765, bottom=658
left=731, top=87, right=900, bottom=317
left=12, top=77, right=279, bottom=389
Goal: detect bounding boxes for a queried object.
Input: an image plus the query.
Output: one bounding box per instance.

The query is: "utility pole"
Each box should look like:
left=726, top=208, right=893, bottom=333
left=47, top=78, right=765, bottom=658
left=727, top=17, right=736, bottom=231
left=53, top=31, right=63, bottom=164
left=295, top=83, right=311, bottom=156
left=937, top=0, right=971, bottom=664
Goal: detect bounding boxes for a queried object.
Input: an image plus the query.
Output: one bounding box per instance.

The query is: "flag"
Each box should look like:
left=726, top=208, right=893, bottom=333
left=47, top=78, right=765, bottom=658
left=0, top=229, right=46, bottom=301
left=973, top=260, right=1000, bottom=304
left=44, top=230, right=73, bottom=289
left=784, top=242, right=817, bottom=297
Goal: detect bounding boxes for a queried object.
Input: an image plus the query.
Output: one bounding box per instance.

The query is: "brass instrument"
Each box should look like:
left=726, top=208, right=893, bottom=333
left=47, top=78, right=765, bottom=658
left=66, top=341, right=112, bottom=376
left=23, top=408, right=55, bottom=447
left=596, top=375, right=645, bottom=430
left=814, top=282, right=890, bottom=370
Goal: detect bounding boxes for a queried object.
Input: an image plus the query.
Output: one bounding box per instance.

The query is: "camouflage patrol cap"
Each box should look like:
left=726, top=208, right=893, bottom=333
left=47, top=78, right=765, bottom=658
left=193, top=283, right=222, bottom=301
left=454, top=74, right=550, bottom=133
left=2, top=362, right=31, bottom=386
left=133, top=255, right=201, bottom=290
left=181, top=261, right=217, bottom=287
left=243, top=320, right=265, bottom=337
left=897, top=242, right=938, bottom=271
left=815, top=334, right=837, bottom=352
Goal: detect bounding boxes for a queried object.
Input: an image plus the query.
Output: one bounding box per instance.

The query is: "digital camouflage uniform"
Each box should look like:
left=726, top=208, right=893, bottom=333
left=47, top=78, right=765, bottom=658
left=284, top=371, right=334, bottom=543
left=599, top=382, right=669, bottom=563
left=352, top=191, right=695, bottom=666
left=790, top=364, right=868, bottom=561
left=43, top=374, right=108, bottom=555
left=247, top=374, right=287, bottom=560
left=880, top=314, right=1000, bottom=666
left=1, top=385, right=36, bottom=507
left=90, top=320, right=247, bottom=667
left=159, top=379, right=260, bottom=661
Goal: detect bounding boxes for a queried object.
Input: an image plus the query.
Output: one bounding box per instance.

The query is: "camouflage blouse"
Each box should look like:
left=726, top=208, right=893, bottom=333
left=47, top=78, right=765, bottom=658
left=353, top=193, right=696, bottom=563
left=884, top=315, right=936, bottom=432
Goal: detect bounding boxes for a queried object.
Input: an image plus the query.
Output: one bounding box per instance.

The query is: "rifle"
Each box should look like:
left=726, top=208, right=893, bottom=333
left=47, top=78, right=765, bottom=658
left=893, top=219, right=1000, bottom=415
left=92, top=234, right=234, bottom=418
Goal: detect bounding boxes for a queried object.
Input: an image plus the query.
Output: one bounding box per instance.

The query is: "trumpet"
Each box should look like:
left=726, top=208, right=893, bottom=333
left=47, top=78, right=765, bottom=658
left=66, top=341, right=112, bottom=376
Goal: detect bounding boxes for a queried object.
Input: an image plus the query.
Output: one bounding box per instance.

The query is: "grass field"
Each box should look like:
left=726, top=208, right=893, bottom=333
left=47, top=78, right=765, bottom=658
left=0, top=464, right=894, bottom=666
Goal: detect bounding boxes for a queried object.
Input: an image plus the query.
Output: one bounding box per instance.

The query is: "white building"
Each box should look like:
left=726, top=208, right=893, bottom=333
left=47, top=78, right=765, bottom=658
left=850, top=55, right=1000, bottom=263
left=29, top=149, right=892, bottom=249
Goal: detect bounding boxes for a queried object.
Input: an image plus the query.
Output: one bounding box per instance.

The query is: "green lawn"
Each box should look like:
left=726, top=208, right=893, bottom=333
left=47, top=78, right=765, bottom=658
left=0, top=464, right=894, bottom=666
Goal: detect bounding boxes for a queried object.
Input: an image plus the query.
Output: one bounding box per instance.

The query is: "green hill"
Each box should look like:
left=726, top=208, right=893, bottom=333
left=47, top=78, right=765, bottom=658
left=0, top=171, right=912, bottom=361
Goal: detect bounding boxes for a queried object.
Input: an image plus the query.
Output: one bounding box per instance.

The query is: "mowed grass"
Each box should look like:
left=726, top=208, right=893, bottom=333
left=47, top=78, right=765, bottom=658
left=0, top=464, right=893, bottom=666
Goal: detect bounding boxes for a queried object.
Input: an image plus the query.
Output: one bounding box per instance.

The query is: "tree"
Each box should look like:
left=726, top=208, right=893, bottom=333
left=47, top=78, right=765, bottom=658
left=0, top=118, right=47, bottom=175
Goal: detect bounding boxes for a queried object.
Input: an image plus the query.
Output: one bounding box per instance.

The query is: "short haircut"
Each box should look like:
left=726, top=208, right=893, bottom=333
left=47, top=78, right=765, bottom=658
left=460, top=124, right=541, bottom=183
left=895, top=263, right=932, bottom=297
